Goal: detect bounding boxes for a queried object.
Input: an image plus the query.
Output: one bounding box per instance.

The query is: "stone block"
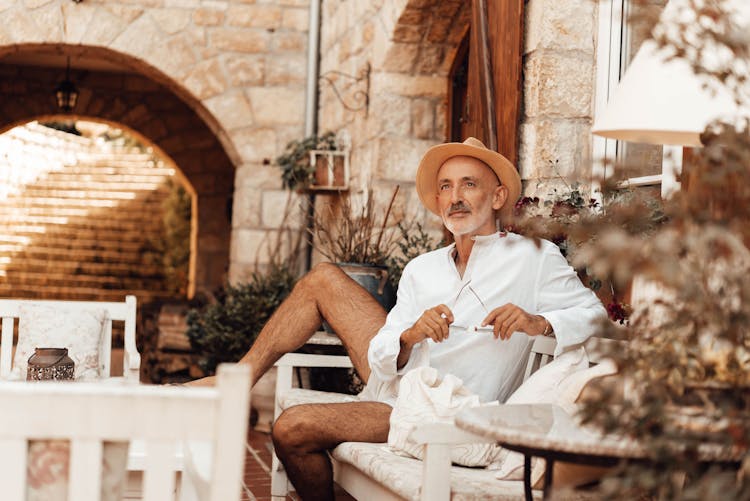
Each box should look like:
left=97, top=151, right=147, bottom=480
left=31, top=2, right=62, bottom=42
left=138, top=118, right=169, bottom=141
left=183, top=58, right=226, bottom=100
left=273, top=30, right=306, bottom=51
left=380, top=42, right=419, bottom=73
left=518, top=118, right=592, bottom=182
left=110, top=13, right=160, bottom=58
left=230, top=228, right=278, bottom=266
left=4, top=6, right=45, bottom=42
left=102, top=4, right=145, bottom=23
left=228, top=4, right=282, bottom=29
left=193, top=7, right=224, bottom=25
left=367, top=93, right=411, bottom=136
left=415, top=45, right=444, bottom=75
left=261, top=189, right=305, bottom=229
left=150, top=33, right=200, bottom=80
left=232, top=186, right=263, bottom=228
left=212, top=28, right=269, bottom=53
left=204, top=91, right=253, bottom=130
left=361, top=19, right=374, bottom=44
left=281, top=6, right=308, bottom=31
left=398, top=6, right=427, bottom=25
left=411, top=98, right=435, bottom=139
left=265, top=53, right=307, bottom=85
left=392, top=24, right=422, bottom=43
left=60, top=2, right=97, bottom=43
left=164, top=0, right=200, bottom=6
left=372, top=72, right=445, bottom=98
left=246, top=87, right=305, bottom=126
left=150, top=8, right=191, bottom=34
left=523, top=51, right=594, bottom=119
left=225, top=55, right=265, bottom=86
left=235, top=162, right=282, bottom=190
left=434, top=100, right=448, bottom=139
left=373, top=137, right=433, bottom=182
left=24, top=0, right=53, bottom=8
left=525, top=0, right=595, bottom=55
left=231, top=127, right=278, bottom=164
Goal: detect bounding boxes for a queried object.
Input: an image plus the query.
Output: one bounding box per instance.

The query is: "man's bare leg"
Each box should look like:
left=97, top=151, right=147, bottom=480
left=272, top=401, right=392, bottom=501
left=232, top=262, right=387, bottom=386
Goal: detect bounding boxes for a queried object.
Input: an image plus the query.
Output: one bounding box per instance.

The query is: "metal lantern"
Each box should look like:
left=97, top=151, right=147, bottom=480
left=55, top=58, right=79, bottom=112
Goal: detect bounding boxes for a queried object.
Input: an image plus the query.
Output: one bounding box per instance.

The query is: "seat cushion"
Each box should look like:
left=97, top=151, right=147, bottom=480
left=332, top=441, right=540, bottom=501
left=278, top=388, right=360, bottom=409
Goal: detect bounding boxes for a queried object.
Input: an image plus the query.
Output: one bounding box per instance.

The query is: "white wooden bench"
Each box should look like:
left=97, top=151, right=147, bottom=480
left=0, top=295, right=139, bottom=381
left=270, top=335, right=620, bottom=500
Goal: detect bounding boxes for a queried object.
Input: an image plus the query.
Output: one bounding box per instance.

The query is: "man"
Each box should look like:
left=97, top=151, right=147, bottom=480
left=215, top=137, right=606, bottom=500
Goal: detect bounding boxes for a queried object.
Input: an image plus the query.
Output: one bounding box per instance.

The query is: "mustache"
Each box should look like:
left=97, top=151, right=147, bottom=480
left=448, top=202, right=471, bottom=215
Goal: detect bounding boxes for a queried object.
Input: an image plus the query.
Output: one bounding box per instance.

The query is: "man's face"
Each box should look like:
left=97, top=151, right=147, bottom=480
left=435, top=156, right=507, bottom=237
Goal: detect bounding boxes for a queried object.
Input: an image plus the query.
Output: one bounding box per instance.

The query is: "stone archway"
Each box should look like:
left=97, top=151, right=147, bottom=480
left=0, top=48, right=235, bottom=296
left=0, top=1, right=312, bottom=287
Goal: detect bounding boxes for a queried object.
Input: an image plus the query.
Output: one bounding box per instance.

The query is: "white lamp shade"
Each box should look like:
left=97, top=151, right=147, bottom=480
left=592, top=0, right=750, bottom=146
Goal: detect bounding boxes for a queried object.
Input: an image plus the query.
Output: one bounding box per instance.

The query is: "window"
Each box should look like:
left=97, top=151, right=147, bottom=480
left=593, top=0, right=678, bottom=199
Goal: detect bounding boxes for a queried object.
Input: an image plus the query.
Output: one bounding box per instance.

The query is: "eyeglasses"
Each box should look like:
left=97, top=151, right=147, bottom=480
left=444, top=280, right=494, bottom=333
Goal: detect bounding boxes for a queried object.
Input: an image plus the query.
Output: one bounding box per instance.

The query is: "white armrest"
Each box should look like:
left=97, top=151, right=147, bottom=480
left=410, top=423, right=496, bottom=501
left=410, top=422, right=493, bottom=445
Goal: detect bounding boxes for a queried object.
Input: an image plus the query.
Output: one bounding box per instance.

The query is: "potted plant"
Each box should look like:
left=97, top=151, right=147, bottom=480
left=276, top=131, right=349, bottom=192
left=310, top=186, right=404, bottom=311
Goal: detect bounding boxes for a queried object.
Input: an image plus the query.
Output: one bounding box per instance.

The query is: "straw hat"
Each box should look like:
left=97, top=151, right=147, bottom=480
left=415, top=137, right=521, bottom=221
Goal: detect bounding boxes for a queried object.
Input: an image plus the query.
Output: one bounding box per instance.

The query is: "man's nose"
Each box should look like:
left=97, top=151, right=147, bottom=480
left=449, top=185, right=463, bottom=203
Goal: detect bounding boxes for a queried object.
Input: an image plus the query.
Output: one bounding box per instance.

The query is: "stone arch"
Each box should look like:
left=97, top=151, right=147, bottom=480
left=0, top=45, right=236, bottom=296
left=0, top=0, right=313, bottom=288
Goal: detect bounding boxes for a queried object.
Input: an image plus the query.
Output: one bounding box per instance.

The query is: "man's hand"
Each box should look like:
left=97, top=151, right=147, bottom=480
left=403, top=304, right=454, bottom=344
left=397, top=305, right=454, bottom=369
left=481, top=304, right=548, bottom=340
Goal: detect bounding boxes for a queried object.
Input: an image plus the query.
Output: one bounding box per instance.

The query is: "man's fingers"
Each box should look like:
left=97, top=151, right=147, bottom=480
left=493, top=308, right=522, bottom=339
left=434, top=304, right=454, bottom=324
left=422, top=312, right=449, bottom=342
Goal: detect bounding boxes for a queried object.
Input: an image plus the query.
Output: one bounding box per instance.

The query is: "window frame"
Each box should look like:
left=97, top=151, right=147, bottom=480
left=592, top=0, right=682, bottom=200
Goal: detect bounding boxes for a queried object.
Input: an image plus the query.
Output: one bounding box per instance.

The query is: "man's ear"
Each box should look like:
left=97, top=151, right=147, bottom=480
left=492, top=185, right=508, bottom=211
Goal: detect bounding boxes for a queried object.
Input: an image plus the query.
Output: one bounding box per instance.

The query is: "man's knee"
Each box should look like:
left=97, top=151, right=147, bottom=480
left=271, top=405, right=322, bottom=454
left=303, top=262, right=343, bottom=287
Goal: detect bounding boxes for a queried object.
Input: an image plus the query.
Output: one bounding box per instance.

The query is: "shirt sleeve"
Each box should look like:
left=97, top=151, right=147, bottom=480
left=366, top=262, right=430, bottom=388
left=534, top=242, right=608, bottom=355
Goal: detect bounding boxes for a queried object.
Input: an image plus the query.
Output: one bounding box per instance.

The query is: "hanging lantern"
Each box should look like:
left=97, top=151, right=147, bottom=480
left=54, top=58, right=79, bottom=113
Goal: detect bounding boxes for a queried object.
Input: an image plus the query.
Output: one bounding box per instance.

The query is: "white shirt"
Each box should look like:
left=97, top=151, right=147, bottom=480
left=361, top=232, right=607, bottom=405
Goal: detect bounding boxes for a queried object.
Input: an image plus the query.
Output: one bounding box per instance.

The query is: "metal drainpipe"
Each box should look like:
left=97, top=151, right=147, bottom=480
left=303, top=0, right=322, bottom=271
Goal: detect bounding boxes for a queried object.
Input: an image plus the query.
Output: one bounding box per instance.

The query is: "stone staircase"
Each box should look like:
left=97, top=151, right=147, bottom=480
left=0, top=123, right=180, bottom=303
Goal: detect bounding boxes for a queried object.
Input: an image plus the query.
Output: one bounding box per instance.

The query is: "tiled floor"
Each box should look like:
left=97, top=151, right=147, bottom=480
left=241, top=427, right=354, bottom=501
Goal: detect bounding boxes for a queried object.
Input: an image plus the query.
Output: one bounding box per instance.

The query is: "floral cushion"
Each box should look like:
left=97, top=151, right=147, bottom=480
left=332, top=441, right=535, bottom=500
left=13, top=305, right=108, bottom=380
left=27, top=440, right=128, bottom=501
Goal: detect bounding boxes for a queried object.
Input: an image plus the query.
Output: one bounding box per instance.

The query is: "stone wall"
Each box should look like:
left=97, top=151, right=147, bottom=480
left=519, top=0, right=598, bottom=199
left=316, top=0, right=598, bottom=233
left=0, top=0, right=601, bottom=288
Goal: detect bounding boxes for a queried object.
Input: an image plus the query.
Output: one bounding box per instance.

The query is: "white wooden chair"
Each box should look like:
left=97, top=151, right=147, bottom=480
left=0, top=295, right=139, bottom=381
left=0, top=363, right=251, bottom=501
